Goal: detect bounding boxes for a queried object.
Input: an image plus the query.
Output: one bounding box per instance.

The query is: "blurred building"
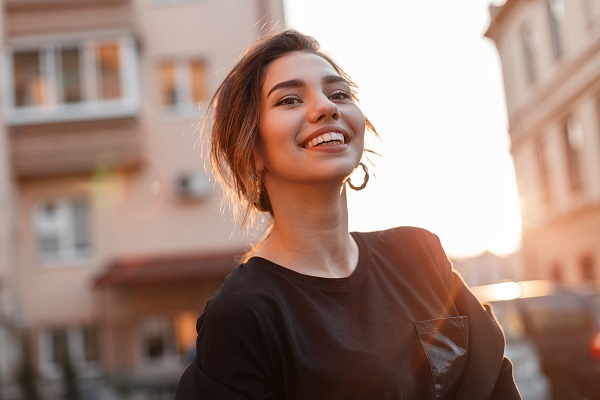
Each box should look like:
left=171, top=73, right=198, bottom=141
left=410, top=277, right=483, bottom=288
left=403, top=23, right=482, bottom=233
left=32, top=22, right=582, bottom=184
left=0, top=0, right=284, bottom=398
left=486, top=0, right=600, bottom=283
left=452, top=251, right=524, bottom=288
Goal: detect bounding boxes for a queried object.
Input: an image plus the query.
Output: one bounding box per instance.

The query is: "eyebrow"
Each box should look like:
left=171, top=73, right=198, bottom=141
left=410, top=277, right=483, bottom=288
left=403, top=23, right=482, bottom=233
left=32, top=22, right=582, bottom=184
left=266, top=75, right=349, bottom=98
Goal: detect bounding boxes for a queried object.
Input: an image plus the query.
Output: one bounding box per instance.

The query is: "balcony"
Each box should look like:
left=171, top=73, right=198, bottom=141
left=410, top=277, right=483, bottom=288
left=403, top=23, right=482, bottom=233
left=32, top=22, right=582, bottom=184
left=4, top=0, right=131, bottom=38
left=3, top=33, right=143, bottom=178
left=10, top=117, right=143, bottom=178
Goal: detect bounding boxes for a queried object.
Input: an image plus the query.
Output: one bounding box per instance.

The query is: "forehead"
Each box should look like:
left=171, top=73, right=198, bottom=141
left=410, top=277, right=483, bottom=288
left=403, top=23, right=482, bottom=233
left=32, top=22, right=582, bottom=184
left=262, top=51, right=340, bottom=91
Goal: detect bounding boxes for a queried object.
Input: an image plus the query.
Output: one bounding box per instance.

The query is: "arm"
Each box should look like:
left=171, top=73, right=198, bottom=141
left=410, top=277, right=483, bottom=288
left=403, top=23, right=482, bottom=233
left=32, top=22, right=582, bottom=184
left=175, top=292, right=279, bottom=400
left=175, top=356, right=256, bottom=400
left=424, top=231, right=522, bottom=400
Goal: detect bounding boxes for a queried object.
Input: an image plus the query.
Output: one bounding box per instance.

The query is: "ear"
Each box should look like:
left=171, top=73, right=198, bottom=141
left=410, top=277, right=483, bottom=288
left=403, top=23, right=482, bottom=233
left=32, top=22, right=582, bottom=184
left=253, top=143, right=265, bottom=174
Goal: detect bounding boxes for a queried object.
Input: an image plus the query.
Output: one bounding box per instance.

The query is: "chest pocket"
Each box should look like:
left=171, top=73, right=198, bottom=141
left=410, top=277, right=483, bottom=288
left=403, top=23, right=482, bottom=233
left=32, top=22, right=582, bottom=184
left=414, top=316, right=468, bottom=400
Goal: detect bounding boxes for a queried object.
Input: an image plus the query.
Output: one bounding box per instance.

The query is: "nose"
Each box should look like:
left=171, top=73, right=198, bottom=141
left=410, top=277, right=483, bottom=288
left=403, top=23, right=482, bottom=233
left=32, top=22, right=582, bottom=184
left=308, top=93, right=339, bottom=122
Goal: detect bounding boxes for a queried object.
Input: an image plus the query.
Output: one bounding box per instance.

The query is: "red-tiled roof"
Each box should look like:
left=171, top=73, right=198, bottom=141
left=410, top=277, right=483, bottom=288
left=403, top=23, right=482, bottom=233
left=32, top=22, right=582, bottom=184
left=93, top=250, right=244, bottom=288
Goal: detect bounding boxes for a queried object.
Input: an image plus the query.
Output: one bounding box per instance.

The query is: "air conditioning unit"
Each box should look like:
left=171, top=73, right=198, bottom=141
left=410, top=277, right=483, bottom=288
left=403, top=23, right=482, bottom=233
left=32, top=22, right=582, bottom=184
left=175, top=171, right=211, bottom=200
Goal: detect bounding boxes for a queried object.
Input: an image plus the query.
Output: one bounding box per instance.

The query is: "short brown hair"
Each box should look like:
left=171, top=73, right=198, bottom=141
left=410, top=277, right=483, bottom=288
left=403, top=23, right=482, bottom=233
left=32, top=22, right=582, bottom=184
left=204, top=29, right=375, bottom=227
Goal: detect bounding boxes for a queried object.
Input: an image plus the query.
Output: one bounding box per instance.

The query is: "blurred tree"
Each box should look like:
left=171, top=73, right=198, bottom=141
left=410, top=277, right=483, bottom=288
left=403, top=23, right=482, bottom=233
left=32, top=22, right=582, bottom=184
left=16, top=329, right=41, bottom=400
left=59, top=344, right=80, bottom=400
left=108, top=369, right=133, bottom=400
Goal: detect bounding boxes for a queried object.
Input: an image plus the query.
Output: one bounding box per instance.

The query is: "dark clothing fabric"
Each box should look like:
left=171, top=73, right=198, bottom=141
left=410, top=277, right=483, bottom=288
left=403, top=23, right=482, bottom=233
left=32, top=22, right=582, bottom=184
left=175, top=227, right=521, bottom=399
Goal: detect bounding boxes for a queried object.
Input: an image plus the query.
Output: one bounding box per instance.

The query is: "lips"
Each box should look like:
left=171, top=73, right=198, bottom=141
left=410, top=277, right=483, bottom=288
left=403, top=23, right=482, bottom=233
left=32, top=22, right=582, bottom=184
left=301, top=126, right=349, bottom=148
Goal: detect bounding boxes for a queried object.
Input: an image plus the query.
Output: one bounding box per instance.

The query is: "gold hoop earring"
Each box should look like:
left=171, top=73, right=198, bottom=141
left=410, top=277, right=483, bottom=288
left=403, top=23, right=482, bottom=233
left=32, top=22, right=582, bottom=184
left=346, top=162, right=369, bottom=191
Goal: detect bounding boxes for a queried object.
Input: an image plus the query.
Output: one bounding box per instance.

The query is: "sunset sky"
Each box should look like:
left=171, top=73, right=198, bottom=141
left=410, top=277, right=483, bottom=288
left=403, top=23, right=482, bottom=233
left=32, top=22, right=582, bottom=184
left=283, top=0, right=521, bottom=258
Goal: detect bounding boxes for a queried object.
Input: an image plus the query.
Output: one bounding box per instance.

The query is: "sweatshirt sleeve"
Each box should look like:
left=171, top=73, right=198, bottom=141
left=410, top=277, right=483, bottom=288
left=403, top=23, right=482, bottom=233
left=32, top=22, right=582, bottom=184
left=175, top=356, right=255, bottom=400
left=175, top=290, right=279, bottom=400
left=424, top=230, right=522, bottom=400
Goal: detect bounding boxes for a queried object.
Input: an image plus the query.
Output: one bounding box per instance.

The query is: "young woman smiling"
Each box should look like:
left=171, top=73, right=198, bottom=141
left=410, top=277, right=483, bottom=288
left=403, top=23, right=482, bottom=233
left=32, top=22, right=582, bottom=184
left=175, top=30, right=521, bottom=400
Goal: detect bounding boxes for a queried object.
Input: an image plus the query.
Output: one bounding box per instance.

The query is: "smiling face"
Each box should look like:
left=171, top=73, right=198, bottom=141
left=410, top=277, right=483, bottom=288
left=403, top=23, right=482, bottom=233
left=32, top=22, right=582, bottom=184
left=256, top=51, right=366, bottom=189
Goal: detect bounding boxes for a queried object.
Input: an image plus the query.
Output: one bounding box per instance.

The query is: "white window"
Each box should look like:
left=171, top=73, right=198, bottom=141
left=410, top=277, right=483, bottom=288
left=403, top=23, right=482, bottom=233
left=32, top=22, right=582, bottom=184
left=521, top=23, right=538, bottom=84
left=158, top=59, right=208, bottom=114
left=139, top=317, right=178, bottom=364
left=547, top=0, right=565, bottom=59
left=33, top=199, right=91, bottom=263
left=3, top=35, right=140, bottom=125
left=39, top=325, right=100, bottom=378
left=536, top=136, right=553, bottom=209
left=563, top=117, right=585, bottom=193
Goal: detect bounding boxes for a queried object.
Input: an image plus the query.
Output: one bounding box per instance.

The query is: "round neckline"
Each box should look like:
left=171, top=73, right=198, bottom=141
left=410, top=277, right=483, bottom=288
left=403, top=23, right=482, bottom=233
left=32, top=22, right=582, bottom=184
left=245, top=231, right=369, bottom=291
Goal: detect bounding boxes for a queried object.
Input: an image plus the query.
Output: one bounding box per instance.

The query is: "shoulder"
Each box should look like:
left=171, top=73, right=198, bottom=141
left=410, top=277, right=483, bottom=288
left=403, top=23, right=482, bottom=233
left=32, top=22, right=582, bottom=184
left=355, top=226, right=445, bottom=256
left=202, top=261, right=280, bottom=326
left=194, top=261, right=283, bottom=396
left=355, top=226, right=452, bottom=281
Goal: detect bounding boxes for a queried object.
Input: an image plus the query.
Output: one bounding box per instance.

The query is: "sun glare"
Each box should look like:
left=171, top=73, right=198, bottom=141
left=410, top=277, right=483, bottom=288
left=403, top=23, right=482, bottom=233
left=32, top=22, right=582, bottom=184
left=471, top=281, right=523, bottom=302
left=287, top=0, right=523, bottom=258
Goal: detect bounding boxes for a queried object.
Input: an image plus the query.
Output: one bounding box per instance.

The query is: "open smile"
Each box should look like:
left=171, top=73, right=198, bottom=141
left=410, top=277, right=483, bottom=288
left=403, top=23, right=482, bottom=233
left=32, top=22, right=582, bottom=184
left=305, top=132, right=345, bottom=148
left=301, top=126, right=350, bottom=149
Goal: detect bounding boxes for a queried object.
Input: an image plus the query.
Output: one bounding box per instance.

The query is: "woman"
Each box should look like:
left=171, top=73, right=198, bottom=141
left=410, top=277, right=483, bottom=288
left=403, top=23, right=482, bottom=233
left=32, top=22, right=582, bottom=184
left=175, top=29, right=521, bottom=399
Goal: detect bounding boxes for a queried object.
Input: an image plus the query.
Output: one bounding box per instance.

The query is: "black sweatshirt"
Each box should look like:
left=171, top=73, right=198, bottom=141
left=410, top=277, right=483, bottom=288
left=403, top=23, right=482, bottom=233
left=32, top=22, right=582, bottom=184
left=175, top=227, right=521, bottom=399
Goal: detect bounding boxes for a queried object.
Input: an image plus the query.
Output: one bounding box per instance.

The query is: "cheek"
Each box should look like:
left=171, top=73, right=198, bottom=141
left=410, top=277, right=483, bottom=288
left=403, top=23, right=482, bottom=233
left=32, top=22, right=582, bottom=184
left=346, top=105, right=367, bottom=140
left=259, top=111, right=299, bottom=148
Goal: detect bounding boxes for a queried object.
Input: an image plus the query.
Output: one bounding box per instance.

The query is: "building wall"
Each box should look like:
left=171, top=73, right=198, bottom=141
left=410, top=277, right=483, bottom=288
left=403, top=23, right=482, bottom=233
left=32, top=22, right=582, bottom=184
left=487, top=0, right=600, bottom=283
left=0, top=0, right=21, bottom=388
left=1, top=0, right=284, bottom=397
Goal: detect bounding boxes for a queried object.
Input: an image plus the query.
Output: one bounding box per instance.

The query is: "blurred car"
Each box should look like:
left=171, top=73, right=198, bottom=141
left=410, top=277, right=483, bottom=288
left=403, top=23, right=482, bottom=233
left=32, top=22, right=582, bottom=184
left=472, top=280, right=600, bottom=400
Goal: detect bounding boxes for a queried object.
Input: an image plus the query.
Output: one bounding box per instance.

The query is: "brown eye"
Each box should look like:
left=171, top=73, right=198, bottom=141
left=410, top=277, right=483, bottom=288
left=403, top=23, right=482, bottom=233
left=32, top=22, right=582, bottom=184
left=275, top=96, right=301, bottom=106
left=329, top=90, right=351, bottom=101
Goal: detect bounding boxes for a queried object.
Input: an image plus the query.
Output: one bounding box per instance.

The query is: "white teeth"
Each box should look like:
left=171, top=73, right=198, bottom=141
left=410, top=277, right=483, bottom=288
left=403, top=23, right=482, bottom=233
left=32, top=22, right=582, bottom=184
left=305, top=132, right=345, bottom=148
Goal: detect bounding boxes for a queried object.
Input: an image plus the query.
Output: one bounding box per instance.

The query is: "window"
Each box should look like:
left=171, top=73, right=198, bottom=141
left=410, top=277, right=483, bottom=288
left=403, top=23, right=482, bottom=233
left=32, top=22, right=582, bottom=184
left=581, top=254, right=596, bottom=282
left=139, top=317, right=178, bottom=363
left=4, top=36, right=139, bottom=124
left=547, top=0, right=565, bottom=59
left=60, top=48, right=83, bottom=103
left=33, top=199, right=91, bottom=263
left=175, top=311, right=197, bottom=357
left=96, top=43, right=122, bottom=100
left=39, top=325, right=100, bottom=377
left=521, top=23, right=538, bottom=84
left=13, top=50, right=48, bottom=107
left=158, top=59, right=208, bottom=114
left=536, top=136, right=553, bottom=209
left=551, top=262, right=563, bottom=283
left=562, top=117, right=584, bottom=194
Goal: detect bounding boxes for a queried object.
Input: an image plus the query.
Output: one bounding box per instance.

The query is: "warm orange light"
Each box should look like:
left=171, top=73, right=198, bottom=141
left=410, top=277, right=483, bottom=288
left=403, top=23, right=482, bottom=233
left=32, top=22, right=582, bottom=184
left=590, top=332, right=600, bottom=359
left=472, top=281, right=523, bottom=302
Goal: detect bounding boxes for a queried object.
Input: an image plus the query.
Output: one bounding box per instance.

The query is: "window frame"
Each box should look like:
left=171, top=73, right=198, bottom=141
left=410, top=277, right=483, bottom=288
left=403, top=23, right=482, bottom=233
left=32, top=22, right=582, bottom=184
left=33, top=198, right=92, bottom=265
left=157, top=58, right=208, bottom=115
left=38, top=325, right=101, bottom=378
left=562, top=117, right=585, bottom=194
left=2, top=33, right=140, bottom=125
left=547, top=0, right=566, bottom=59
left=535, top=135, right=553, bottom=210
left=138, top=316, right=180, bottom=366
left=520, top=23, right=538, bottom=85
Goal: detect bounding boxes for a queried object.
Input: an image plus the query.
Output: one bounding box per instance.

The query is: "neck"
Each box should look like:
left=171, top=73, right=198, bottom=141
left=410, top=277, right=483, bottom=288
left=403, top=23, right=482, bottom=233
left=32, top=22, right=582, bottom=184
left=253, top=182, right=358, bottom=278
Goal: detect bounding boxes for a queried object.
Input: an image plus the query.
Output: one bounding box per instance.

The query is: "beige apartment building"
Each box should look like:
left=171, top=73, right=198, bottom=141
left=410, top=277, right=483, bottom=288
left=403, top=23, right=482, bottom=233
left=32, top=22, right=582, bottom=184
left=0, top=0, right=284, bottom=398
left=486, top=0, right=600, bottom=282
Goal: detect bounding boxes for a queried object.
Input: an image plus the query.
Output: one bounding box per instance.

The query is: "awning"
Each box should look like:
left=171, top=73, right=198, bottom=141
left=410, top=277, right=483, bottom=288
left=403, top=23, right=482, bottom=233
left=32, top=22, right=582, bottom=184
left=94, top=250, right=243, bottom=288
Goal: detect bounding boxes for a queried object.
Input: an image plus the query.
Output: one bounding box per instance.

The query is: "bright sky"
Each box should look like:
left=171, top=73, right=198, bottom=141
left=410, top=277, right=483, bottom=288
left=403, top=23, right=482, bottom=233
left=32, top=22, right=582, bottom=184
left=283, top=0, right=521, bottom=258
